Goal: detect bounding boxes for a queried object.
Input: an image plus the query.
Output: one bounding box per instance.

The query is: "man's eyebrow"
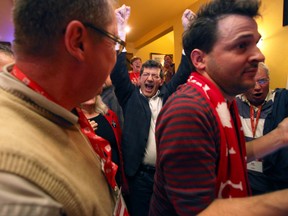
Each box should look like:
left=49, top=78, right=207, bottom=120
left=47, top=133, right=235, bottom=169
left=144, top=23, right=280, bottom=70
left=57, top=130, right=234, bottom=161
left=234, top=33, right=262, bottom=41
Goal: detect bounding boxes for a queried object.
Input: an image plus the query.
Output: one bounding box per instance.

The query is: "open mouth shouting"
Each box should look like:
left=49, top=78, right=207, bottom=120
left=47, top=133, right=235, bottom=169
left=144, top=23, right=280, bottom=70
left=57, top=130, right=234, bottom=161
left=144, top=82, right=155, bottom=94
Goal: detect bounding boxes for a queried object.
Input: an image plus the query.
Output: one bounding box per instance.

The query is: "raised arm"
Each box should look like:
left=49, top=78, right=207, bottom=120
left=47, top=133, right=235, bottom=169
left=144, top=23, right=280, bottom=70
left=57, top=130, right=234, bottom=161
left=163, top=9, right=196, bottom=96
left=110, top=5, right=135, bottom=108
left=110, top=52, right=135, bottom=108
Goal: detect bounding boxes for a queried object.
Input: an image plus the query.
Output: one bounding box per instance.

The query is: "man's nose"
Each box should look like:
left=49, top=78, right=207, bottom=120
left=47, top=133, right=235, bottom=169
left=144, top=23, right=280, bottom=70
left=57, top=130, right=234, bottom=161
left=147, top=74, right=154, bottom=80
left=251, top=46, right=265, bottom=63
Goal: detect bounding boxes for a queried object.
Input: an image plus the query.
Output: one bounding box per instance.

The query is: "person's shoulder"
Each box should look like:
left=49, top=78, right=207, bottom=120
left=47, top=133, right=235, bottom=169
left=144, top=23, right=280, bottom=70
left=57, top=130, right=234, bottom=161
left=159, top=84, right=219, bottom=131
left=272, top=88, right=288, bottom=104
left=176, top=83, right=208, bottom=98
left=165, top=84, right=211, bottom=109
left=273, top=88, right=288, bottom=99
left=274, top=88, right=288, bottom=94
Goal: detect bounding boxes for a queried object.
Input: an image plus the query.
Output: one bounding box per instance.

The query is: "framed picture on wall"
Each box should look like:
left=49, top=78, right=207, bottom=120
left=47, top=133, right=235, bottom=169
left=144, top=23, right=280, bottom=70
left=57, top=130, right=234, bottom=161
left=284, top=0, right=288, bottom=26
left=150, top=53, right=173, bottom=66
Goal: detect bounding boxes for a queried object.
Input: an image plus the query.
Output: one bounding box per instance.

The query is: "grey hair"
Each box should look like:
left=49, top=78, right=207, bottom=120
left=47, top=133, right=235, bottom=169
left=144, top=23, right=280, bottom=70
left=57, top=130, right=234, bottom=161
left=258, top=62, right=269, bottom=76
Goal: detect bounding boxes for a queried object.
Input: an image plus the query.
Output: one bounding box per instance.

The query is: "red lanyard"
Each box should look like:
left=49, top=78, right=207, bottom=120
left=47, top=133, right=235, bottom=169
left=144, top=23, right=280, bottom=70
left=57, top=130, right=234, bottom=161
left=11, top=65, right=57, bottom=102
left=250, top=105, right=262, bottom=138
left=11, top=65, right=118, bottom=190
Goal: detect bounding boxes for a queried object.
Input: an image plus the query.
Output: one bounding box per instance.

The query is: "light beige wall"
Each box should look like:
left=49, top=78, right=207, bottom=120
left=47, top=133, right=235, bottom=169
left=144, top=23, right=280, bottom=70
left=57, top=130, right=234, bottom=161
left=132, top=31, right=174, bottom=63
left=257, top=0, right=288, bottom=89
left=126, top=0, right=208, bottom=69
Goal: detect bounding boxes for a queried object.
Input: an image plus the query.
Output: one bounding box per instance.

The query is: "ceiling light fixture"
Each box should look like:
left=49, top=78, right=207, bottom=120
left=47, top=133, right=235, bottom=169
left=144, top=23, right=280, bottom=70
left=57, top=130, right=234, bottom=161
left=125, top=25, right=131, bottom=33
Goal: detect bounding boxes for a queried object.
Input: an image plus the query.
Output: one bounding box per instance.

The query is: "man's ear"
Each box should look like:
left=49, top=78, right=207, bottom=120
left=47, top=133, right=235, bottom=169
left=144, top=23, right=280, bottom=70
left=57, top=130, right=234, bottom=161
left=64, top=21, right=87, bottom=61
left=190, top=49, right=206, bottom=71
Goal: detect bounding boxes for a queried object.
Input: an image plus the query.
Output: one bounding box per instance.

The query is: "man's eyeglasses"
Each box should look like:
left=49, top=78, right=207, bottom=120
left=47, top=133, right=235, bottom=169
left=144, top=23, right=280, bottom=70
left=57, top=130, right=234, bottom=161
left=83, top=22, right=126, bottom=55
left=256, top=78, right=269, bottom=85
left=142, top=73, right=160, bottom=80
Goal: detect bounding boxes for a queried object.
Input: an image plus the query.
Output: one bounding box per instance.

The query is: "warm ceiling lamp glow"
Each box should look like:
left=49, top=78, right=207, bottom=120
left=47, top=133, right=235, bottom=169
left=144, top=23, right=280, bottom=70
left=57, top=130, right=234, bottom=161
left=125, top=25, right=131, bottom=33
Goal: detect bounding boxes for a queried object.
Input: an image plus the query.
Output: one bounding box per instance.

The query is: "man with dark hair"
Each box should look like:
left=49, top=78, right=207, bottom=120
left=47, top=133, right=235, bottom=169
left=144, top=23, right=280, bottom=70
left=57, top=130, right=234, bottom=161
left=0, top=44, right=14, bottom=69
left=111, top=5, right=194, bottom=216
left=0, top=0, right=126, bottom=215
left=150, top=0, right=288, bottom=215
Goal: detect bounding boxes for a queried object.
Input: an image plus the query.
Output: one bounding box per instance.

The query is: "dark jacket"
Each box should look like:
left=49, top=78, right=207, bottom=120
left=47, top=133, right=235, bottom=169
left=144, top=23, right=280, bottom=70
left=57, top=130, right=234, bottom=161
left=263, top=88, right=288, bottom=191
left=110, top=52, right=191, bottom=177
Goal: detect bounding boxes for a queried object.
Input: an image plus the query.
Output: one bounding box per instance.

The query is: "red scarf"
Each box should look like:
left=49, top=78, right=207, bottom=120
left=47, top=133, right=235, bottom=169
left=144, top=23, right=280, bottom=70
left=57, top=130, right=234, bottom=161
left=100, top=109, right=129, bottom=194
left=187, top=72, right=251, bottom=198
left=76, top=108, right=118, bottom=190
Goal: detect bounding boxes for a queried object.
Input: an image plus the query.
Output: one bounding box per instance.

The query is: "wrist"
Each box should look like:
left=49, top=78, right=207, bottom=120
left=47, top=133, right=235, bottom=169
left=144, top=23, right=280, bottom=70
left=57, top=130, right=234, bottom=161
left=118, top=30, right=126, bottom=41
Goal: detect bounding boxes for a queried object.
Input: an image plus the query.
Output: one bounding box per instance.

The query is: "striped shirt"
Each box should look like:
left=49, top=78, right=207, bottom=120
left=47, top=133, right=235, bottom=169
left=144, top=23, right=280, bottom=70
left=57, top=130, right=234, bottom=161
left=150, top=84, right=220, bottom=215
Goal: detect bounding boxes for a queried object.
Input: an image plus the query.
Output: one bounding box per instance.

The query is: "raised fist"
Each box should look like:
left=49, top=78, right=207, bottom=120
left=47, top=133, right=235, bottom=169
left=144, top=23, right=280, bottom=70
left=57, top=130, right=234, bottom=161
left=115, top=4, right=131, bottom=41
left=182, top=9, right=196, bottom=31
